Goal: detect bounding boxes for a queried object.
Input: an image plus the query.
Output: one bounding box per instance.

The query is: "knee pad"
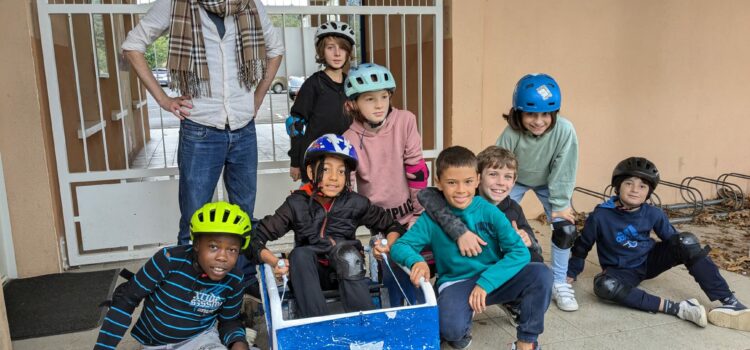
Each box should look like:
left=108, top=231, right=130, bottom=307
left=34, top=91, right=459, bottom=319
left=551, top=220, right=579, bottom=249
left=669, top=232, right=710, bottom=266
left=593, top=274, right=631, bottom=302
left=405, top=159, right=429, bottom=189
left=331, top=244, right=366, bottom=281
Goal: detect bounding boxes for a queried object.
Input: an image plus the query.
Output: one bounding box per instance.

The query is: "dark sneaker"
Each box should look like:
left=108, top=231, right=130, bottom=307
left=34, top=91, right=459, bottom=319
left=510, top=341, right=541, bottom=350
left=709, top=297, right=750, bottom=331
left=498, top=303, right=520, bottom=327
left=447, top=335, right=472, bottom=349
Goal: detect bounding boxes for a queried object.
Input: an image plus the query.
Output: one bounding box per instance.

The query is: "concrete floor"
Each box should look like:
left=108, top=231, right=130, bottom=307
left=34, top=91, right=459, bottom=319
left=12, top=222, right=750, bottom=350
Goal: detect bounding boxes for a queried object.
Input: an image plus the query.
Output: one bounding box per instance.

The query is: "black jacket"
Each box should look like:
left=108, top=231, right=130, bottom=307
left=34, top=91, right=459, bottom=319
left=248, top=188, right=406, bottom=261
left=288, top=71, right=351, bottom=169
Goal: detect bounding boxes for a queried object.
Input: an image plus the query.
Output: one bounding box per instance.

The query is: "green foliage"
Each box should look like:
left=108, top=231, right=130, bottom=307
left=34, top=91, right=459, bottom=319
left=270, top=14, right=302, bottom=28
left=145, top=36, right=169, bottom=69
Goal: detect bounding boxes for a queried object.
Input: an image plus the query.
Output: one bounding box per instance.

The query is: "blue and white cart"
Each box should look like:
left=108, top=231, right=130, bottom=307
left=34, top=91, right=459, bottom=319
left=259, top=263, right=440, bottom=349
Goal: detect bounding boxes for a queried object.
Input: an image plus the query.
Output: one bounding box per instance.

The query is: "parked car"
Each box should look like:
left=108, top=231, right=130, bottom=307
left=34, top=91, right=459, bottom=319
left=270, top=76, right=287, bottom=94
left=288, top=76, right=305, bottom=101
left=152, top=68, right=169, bottom=86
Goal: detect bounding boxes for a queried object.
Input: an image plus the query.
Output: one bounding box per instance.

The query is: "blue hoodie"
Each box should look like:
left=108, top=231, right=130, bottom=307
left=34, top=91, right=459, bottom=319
left=568, top=197, right=676, bottom=278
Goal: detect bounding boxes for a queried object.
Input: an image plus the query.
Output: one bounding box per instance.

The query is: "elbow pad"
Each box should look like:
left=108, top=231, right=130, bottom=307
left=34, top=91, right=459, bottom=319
left=285, top=115, right=306, bottom=138
left=405, top=159, right=429, bottom=189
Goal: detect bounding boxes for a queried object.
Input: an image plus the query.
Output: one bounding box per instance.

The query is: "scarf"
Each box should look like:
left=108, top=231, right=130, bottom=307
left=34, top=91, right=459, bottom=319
left=167, top=0, right=267, bottom=98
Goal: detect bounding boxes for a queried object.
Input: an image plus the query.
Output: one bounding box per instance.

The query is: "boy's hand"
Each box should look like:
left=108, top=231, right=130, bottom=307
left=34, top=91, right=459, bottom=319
left=457, top=230, right=487, bottom=257
left=230, top=341, right=250, bottom=350
left=551, top=207, right=576, bottom=224
left=566, top=276, right=575, bottom=284
left=512, top=221, right=532, bottom=247
left=469, top=285, right=487, bottom=313
left=409, top=262, right=430, bottom=287
left=272, top=258, right=289, bottom=279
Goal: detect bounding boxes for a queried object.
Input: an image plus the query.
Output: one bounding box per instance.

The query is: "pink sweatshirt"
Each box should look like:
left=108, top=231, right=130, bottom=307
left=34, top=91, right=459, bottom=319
left=343, top=108, right=425, bottom=227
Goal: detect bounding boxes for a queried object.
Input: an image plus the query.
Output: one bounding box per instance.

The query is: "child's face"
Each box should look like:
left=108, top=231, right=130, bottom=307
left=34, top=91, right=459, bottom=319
left=195, top=234, right=241, bottom=281
left=479, top=165, right=516, bottom=204
left=521, top=112, right=552, bottom=136
left=355, top=90, right=391, bottom=125
left=436, top=166, right=480, bottom=210
left=323, top=37, right=348, bottom=69
left=618, top=176, right=650, bottom=207
left=307, top=155, right=347, bottom=197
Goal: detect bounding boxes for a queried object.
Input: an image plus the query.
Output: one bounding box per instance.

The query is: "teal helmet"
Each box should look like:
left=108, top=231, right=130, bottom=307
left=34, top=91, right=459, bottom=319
left=344, top=63, right=396, bottom=99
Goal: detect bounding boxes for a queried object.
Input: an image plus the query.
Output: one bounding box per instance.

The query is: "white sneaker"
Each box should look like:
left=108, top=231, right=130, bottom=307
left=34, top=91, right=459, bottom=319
left=677, top=298, right=707, bottom=327
left=552, top=282, right=579, bottom=311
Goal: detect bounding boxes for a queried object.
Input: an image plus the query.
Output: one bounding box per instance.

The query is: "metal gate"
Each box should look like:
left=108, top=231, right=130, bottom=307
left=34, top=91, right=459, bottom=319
left=37, top=0, right=443, bottom=266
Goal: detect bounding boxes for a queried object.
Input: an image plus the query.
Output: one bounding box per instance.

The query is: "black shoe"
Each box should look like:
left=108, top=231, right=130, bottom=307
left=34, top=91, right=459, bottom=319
left=499, top=303, right=520, bottom=327
left=447, top=335, right=472, bottom=349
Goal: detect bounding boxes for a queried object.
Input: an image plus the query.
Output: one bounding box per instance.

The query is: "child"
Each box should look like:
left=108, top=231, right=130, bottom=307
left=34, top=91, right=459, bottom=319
left=567, top=157, right=749, bottom=330
left=249, top=134, right=406, bottom=318
left=342, top=63, right=428, bottom=306
left=497, top=73, right=580, bottom=311
left=418, top=145, right=543, bottom=262
left=391, top=146, right=551, bottom=350
left=287, top=21, right=356, bottom=182
left=94, top=202, right=252, bottom=350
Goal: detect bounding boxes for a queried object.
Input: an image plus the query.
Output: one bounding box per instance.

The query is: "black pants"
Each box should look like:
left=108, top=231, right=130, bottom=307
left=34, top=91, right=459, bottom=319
left=597, top=240, right=732, bottom=312
left=288, top=242, right=374, bottom=318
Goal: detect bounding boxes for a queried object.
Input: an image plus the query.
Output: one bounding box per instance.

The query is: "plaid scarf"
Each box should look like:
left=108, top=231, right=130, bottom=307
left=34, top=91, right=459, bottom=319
left=167, top=0, right=267, bottom=98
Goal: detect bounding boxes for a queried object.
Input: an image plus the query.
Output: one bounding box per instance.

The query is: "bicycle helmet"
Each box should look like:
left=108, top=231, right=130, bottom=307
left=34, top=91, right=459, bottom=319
left=190, top=201, right=251, bottom=250
left=512, top=73, right=561, bottom=113
left=344, top=63, right=396, bottom=99
left=611, top=157, right=660, bottom=198
left=304, top=134, right=359, bottom=170
left=315, top=21, right=356, bottom=46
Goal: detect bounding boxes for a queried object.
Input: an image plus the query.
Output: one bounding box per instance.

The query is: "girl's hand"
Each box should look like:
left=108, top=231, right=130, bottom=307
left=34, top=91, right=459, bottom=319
left=512, top=221, right=532, bottom=247
left=469, top=285, right=487, bottom=313
left=272, top=259, right=289, bottom=279
left=552, top=207, right=576, bottom=224
left=457, top=231, right=487, bottom=257
left=230, top=341, right=249, bottom=350
left=409, top=262, right=430, bottom=287
left=373, top=239, right=390, bottom=260
left=289, top=167, right=301, bottom=181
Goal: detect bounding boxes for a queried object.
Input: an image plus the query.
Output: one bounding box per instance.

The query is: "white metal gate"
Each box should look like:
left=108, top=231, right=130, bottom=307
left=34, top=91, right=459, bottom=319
left=37, top=0, right=443, bottom=267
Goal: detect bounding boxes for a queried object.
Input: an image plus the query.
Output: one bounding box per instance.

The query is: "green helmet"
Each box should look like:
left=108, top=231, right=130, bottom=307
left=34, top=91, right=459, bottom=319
left=190, top=201, right=251, bottom=250
left=344, top=63, right=396, bottom=99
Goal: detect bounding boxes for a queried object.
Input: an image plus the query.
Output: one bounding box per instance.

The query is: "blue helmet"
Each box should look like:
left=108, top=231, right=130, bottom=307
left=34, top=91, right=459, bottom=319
left=304, top=134, right=359, bottom=170
left=512, top=73, right=561, bottom=113
left=344, top=63, right=396, bottom=99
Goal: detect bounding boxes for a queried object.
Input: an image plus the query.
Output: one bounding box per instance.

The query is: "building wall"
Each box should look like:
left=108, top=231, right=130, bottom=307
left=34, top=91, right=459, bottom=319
left=0, top=1, right=63, bottom=276
left=447, top=0, right=750, bottom=216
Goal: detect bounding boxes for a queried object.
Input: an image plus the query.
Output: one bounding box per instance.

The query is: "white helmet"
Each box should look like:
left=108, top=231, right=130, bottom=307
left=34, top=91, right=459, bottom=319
left=315, top=21, right=356, bottom=46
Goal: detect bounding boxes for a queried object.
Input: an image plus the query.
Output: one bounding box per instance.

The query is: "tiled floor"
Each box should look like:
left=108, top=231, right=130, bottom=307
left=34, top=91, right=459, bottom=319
left=11, top=223, right=750, bottom=349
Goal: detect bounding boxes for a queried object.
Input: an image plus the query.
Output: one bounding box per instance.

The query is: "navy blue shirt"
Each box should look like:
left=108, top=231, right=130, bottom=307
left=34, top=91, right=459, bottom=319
left=568, top=197, right=676, bottom=278
left=94, top=245, right=246, bottom=349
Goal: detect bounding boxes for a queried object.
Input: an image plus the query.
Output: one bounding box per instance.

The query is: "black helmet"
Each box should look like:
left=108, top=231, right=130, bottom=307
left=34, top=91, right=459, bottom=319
left=611, top=157, right=660, bottom=198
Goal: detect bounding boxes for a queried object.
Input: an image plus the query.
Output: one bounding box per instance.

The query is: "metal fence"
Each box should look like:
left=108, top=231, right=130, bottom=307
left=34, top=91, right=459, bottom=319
left=37, top=0, right=443, bottom=266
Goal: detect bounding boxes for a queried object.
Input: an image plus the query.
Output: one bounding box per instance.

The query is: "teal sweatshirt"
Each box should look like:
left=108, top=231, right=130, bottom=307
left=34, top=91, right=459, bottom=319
left=390, top=196, right=530, bottom=293
left=496, top=116, right=578, bottom=212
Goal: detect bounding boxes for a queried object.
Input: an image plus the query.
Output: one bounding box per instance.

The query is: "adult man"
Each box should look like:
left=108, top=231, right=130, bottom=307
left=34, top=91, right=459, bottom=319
left=123, top=0, right=284, bottom=281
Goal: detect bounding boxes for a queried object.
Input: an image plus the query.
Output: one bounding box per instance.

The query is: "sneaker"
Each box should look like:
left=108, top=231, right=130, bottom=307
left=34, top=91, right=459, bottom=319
left=551, top=282, right=579, bottom=311
left=447, top=334, right=472, bottom=349
left=498, top=303, right=520, bottom=327
left=677, top=298, right=707, bottom=327
left=510, top=341, right=541, bottom=350
left=708, top=297, right=750, bottom=331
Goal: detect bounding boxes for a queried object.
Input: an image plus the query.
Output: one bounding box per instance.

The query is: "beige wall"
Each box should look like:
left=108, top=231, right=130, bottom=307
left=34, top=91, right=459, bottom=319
left=0, top=2, right=63, bottom=276
left=447, top=0, right=750, bottom=216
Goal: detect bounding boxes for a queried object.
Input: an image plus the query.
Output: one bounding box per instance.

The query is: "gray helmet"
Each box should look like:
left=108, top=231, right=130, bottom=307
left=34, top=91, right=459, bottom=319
left=315, top=21, right=356, bottom=46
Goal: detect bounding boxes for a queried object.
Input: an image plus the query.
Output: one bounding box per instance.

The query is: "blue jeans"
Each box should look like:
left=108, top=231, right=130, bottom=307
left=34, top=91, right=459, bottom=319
left=438, top=263, right=552, bottom=343
left=510, top=183, right=570, bottom=284
left=177, top=118, right=258, bottom=276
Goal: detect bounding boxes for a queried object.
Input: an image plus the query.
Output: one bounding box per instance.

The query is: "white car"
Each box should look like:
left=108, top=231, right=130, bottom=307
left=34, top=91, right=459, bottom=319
left=152, top=68, right=168, bottom=86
